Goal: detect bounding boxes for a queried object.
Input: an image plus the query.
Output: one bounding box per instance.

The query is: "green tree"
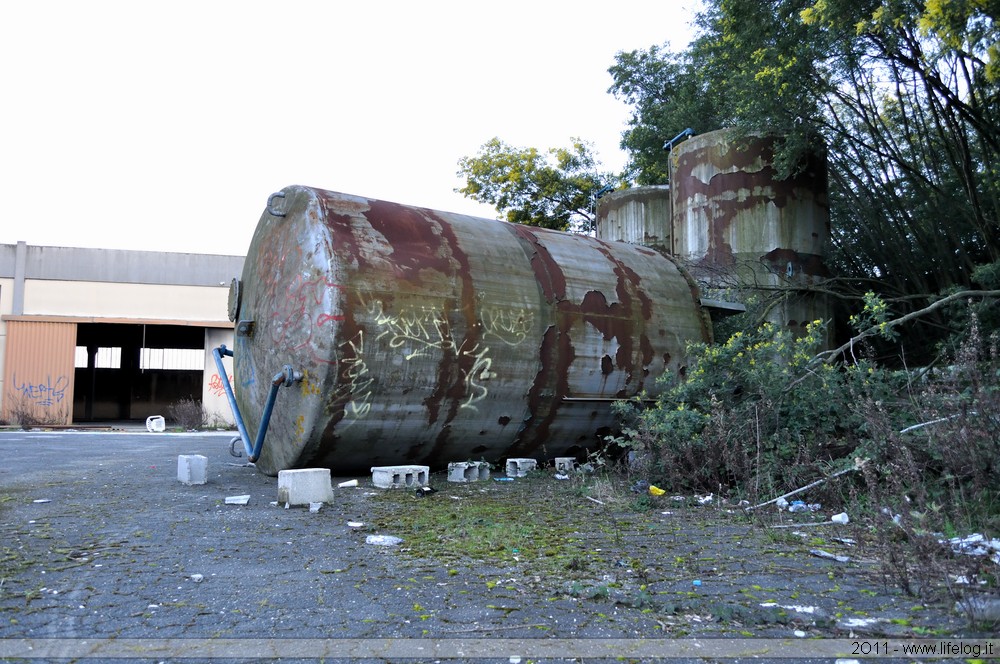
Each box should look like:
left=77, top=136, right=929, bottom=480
left=456, top=137, right=618, bottom=232
left=608, top=0, right=1000, bottom=361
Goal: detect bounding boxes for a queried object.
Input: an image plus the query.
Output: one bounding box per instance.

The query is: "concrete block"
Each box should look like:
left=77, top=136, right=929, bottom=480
left=554, top=457, right=577, bottom=473
left=370, top=465, right=429, bottom=489
left=505, top=458, right=537, bottom=477
left=277, top=468, right=334, bottom=506
left=177, top=454, right=207, bottom=485
left=447, top=461, right=490, bottom=483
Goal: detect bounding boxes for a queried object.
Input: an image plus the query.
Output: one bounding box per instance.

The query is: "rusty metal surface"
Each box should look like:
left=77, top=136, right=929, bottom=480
left=669, top=129, right=832, bottom=332
left=670, top=129, right=830, bottom=283
left=595, top=186, right=672, bottom=249
left=232, top=186, right=710, bottom=475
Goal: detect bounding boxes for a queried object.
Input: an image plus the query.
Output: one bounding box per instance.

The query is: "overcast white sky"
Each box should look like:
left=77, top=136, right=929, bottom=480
left=1, top=1, right=701, bottom=256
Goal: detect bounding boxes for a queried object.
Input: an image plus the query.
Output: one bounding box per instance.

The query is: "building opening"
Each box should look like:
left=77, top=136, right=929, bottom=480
left=73, top=323, right=205, bottom=422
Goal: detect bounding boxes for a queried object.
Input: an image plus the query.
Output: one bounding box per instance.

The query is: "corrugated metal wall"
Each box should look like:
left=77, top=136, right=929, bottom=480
left=2, top=320, right=76, bottom=425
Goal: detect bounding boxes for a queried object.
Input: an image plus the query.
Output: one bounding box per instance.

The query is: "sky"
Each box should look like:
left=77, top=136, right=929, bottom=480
left=1, top=1, right=701, bottom=256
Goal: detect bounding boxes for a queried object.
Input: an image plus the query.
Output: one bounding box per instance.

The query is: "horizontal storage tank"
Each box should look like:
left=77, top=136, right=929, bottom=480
left=229, top=186, right=711, bottom=475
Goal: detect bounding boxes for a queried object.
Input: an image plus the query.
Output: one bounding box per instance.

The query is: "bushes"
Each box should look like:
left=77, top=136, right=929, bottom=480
left=612, top=310, right=999, bottom=522
left=613, top=320, right=877, bottom=501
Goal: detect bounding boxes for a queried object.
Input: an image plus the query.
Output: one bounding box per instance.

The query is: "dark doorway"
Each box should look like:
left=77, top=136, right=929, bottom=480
left=73, top=323, right=204, bottom=422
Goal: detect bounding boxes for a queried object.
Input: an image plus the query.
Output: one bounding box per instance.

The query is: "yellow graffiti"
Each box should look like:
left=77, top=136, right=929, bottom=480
left=335, top=330, right=374, bottom=424
left=459, top=341, right=493, bottom=410
left=480, top=306, right=532, bottom=345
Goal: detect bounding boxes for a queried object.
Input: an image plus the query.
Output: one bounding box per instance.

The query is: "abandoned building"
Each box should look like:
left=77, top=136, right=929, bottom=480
left=0, top=242, right=243, bottom=427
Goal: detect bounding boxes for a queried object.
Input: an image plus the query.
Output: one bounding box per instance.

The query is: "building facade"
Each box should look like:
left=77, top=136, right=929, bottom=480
left=0, top=242, right=243, bottom=427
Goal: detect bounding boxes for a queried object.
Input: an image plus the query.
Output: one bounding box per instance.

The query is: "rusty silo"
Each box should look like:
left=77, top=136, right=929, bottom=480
left=669, top=129, right=831, bottom=333
left=594, top=185, right=672, bottom=250
left=226, top=186, right=711, bottom=475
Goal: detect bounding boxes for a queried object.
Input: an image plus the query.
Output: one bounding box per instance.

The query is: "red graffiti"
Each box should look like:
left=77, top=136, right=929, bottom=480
left=208, top=373, right=233, bottom=398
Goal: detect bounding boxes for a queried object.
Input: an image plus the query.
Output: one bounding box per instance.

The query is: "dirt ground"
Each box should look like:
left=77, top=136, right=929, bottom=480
left=0, top=430, right=994, bottom=663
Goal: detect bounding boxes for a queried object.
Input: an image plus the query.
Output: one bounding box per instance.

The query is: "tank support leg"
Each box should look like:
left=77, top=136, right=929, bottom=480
left=213, top=345, right=302, bottom=463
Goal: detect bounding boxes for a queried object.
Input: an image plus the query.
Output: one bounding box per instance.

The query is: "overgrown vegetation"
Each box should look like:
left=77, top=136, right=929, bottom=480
left=611, top=299, right=1000, bottom=607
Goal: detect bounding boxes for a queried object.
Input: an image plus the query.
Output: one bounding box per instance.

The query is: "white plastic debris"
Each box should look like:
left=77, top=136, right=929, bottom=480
left=347, top=521, right=364, bottom=528
left=554, top=473, right=569, bottom=480
left=32, top=499, right=51, bottom=504
left=831, top=512, right=850, bottom=524
left=225, top=495, right=250, bottom=505
left=696, top=493, right=714, bottom=505
left=810, top=549, right=850, bottom=563
left=309, top=502, right=323, bottom=513
left=337, top=479, right=359, bottom=488
left=942, top=533, right=1000, bottom=565
left=189, top=574, right=204, bottom=583
left=366, top=535, right=403, bottom=546
left=775, top=497, right=789, bottom=509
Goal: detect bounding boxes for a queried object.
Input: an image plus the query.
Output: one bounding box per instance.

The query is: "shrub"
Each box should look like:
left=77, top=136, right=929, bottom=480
left=167, top=398, right=207, bottom=430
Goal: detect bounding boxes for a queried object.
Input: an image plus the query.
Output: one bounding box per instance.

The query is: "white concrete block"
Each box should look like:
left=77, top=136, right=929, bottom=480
left=447, top=461, right=491, bottom=483
left=277, top=468, right=334, bottom=506
left=370, top=465, right=429, bottom=489
left=505, top=458, right=537, bottom=477
left=177, top=454, right=208, bottom=485
left=554, top=457, right=577, bottom=473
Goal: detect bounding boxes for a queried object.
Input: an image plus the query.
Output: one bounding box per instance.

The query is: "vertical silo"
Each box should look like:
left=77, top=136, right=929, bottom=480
left=595, top=186, right=671, bottom=250
left=669, top=129, right=831, bottom=335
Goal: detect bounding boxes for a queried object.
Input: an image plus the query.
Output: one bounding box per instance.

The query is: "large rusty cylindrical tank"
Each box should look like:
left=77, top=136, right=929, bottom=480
left=595, top=186, right=671, bottom=250
left=229, top=185, right=711, bottom=475
left=670, top=129, right=831, bottom=334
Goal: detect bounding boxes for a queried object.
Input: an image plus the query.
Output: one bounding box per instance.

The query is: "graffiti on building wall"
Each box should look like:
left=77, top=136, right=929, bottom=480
left=12, top=373, right=69, bottom=408
left=208, top=373, right=234, bottom=398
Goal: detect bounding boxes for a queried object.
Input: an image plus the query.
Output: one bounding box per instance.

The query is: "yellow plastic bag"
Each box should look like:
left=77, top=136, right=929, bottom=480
left=648, top=485, right=665, bottom=496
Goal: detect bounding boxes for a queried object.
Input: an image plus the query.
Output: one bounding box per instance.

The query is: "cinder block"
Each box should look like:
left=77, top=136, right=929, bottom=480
left=277, top=468, right=334, bottom=506
left=554, top=457, right=577, bottom=473
left=370, top=465, right=429, bottom=489
left=447, top=461, right=490, bottom=483
left=177, top=454, right=208, bottom=485
left=505, top=458, right=537, bottom=477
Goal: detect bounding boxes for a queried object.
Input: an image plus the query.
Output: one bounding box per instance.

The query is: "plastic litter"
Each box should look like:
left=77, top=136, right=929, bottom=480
left=810, top=549, right=850, bottom=563
left=366, top=535, right=403, bottom=546
left=692, top=579, right=702, bottom=587
left=309, top=502, right=323, bottom=513
left=554, top=473, right=569, bottom=480
left=831, top=512, right=849, bottom=524
left=189, top=574, right=204, bottom=583
left=648, top=485, right=666, bottom=496
left=942, top=533, right=1000, bottom=565
left=337, top=479, right=359, bottom=488
left=32, top=499, right=51, bottom=504
left=347, top=521, right=364, bottom=528
left=696, top=494, right=714, bottom=505
left=788, top=500, right=821, bottom=512
left=494, top=477, right=514, bottom=482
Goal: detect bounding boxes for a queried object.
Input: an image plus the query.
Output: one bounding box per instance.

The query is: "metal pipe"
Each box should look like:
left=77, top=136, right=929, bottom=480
left=213, top=345, right=302, bottom=463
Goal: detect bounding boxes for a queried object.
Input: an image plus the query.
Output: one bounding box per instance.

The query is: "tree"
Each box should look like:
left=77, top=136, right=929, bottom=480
left=607, top=0, right=1000, bottom=361
left=456, top=137, right=619, bottom=232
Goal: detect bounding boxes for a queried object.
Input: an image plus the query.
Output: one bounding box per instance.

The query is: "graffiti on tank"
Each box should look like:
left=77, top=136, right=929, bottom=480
left=208, top=373, right=234, bottom=398
left=333, top=330, right=374, bottom=424
left=458, top=341, right=493, bottom=410
left=270, top=273, right=344, bottom=365
left=13, top=374, right=68, bottom=408
left=480, top=307, right=532, bottom=345
left=363, top=297, right=455, bottom=360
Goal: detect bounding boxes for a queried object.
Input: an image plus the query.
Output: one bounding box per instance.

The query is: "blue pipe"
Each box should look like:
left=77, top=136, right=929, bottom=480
left=213, top=345, right=300, bottom=463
